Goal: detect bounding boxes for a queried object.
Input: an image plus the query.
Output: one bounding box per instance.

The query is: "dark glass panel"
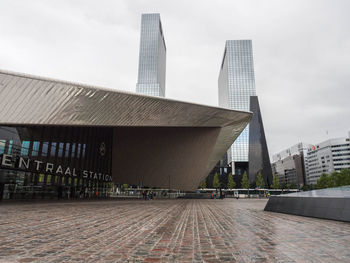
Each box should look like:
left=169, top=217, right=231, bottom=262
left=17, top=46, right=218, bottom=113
left=50, top=142, right=57, bottom=157
left=0, top=139, right=5, bottom=154
left=82, top=144, right=86, bottom=158
left=77, top=143, right=81, bottom=158
left=58, top=142, right=64, bottom=158
left=71, top=143, right=76, bottom=158
left=7, top=140, right=13, bottom=154
left=21, top=141, right=30, bottom=156
left=42, top=142, right=49, bottom=157
left=32, top=141, right=40, bottom=156
left=65, top=143, right=70, bottom=158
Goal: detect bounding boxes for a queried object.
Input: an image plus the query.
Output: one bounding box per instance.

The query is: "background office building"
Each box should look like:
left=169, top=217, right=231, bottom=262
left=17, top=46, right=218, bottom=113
left=307, top=133, right=350, bottom=185
left=272, top=142, right=312, bottom=187
left=218, top=40, right=272, bottom=185
left=136, top=13, right=166, bottom=97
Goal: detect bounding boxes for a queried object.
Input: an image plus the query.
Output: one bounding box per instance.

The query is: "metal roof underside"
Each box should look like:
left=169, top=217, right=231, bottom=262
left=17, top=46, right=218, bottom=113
left=0, top=69, right=252, bottom=177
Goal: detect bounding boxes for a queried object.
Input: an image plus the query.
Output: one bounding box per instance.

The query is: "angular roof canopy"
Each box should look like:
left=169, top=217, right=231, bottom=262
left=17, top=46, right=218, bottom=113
left=0, top=69, right=252, bottom=187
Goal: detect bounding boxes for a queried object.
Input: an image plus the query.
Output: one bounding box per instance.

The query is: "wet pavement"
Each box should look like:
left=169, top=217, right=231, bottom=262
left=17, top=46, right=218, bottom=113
left=0, top=199, right=350, bottom=262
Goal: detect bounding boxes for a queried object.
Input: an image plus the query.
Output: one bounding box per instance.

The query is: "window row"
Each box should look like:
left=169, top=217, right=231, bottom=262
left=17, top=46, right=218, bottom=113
left=0, top=140, right=86, bottom=159
left=331, top=144, right=350, bottom=148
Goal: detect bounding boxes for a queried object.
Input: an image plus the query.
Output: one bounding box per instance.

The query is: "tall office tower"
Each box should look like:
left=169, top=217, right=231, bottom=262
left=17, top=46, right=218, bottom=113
left=218, top=40, right=272, bottom=185
left=136, top=13, right=166, bottom=97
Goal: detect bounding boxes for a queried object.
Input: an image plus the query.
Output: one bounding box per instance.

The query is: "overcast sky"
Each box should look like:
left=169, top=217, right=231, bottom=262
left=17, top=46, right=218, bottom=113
left=0, top=0, right=349, bottom=156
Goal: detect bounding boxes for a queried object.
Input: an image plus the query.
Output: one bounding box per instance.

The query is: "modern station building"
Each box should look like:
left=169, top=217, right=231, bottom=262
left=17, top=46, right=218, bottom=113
left=0, top=70, right=251, bottom=200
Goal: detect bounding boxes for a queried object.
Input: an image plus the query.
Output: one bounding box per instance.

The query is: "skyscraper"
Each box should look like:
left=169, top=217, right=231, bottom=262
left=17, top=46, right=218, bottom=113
left=136, top=13, right=166, bottom=97
left=219, top=40, right=256, bottom=164
left=218, top=40, right=272, bottom=185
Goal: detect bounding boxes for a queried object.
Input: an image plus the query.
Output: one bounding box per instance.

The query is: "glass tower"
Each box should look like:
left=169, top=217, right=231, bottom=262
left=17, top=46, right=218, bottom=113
left=136, top=13, right=166, bottom=97
left=218, top=40, right=256, bottom=165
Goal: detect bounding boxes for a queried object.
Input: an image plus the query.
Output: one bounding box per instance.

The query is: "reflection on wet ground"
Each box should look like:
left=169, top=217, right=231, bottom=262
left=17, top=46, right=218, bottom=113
left=0, top=199, right=350, bottom=262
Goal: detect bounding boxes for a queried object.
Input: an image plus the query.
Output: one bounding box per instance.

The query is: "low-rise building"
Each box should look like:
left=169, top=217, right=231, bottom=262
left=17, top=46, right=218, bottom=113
left=272, top=143, right=312, bottom=187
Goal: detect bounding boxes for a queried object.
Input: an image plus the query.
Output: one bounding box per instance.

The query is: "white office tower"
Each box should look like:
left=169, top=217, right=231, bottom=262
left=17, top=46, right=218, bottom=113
left=136, top=14, right=166, bottom=97
left=307, top=133, right=350, bottom=184
left=218, top=40, right=256, bottom=167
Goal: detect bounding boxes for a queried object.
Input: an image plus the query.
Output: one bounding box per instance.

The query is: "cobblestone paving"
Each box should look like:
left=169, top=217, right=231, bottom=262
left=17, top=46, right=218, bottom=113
left=0, top=199, right=350, bottom=263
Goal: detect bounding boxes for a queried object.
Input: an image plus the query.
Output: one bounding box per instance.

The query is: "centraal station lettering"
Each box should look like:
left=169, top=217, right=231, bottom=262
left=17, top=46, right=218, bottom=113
left=1, top=154, right=112, bottom=182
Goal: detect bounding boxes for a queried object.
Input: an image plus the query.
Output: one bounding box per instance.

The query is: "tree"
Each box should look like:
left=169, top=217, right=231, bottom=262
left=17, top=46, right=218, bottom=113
left=316, top=173, right=329, bottom=189
left=256, top=172, right=265, bottom=188
left=315, top=169, right=350, bottom=190
left=241, top=172, right=250, bottom=197
left=338, top=169, right=350, bottom=186
left=227, top=172, right=236, bottom=189
left=255, top=171, right=265, bottom=198
left=213, top=172, right=220, bottom=189
left=281, top=182, right=287, bottom=190
left=290, top=182, right=297, bottom=189
left=241, top=172, right=250, bottom=189
left=271, top=174, right=280, bottom=189
left=200, top=179, right=207, bottom=189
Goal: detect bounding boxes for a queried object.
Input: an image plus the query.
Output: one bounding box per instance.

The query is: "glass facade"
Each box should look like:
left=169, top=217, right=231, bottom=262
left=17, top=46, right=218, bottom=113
left=0, top=126, right=113, bottom=200
left=136, top=13, right=166, bottom=97
left=218, top=40, right=256, bottom=164
left=248, top=96, right=273, bottom=186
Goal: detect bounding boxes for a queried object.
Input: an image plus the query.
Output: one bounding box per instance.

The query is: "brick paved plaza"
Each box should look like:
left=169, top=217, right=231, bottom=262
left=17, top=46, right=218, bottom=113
left=0, top=199, right=350, bottom=263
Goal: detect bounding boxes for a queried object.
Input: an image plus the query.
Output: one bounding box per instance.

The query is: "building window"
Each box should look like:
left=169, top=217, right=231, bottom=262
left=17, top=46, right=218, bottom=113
left=71, top=143, right=76, bottom=158
left=21, top=141, right=30, bottom=156
left=47, top=174, right=52, bottom=184
left=77, top=144, right=81, bottom=158
left=50, top=142, right=57, bottom=157
left=38, top=174, right=45, bottom=183
left=82, top=144, right=86, bottom=158
left=42, top=142, right=49, bottom=157
left=65, top=143, right=70, bottom=158
left=7, top=140, right=13, bottom=154
left=32, top=141, right=40, bottom=156
left=58, top=143, right=64, bottom=157
left=0, top=140, right=5, bottom=154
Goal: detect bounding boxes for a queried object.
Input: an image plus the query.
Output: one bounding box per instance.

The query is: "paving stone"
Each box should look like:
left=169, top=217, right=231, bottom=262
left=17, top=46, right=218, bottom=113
left=0, top=199, right=350, bottom=262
